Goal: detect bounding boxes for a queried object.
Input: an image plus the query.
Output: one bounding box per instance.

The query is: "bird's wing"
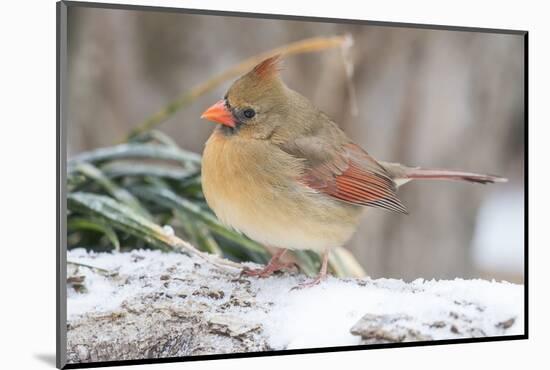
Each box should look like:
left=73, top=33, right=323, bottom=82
left=282, top=136, right=408, bottom=214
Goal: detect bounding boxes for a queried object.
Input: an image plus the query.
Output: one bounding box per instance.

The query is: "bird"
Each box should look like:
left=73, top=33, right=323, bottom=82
left=200, top=55, right=506, bottom=289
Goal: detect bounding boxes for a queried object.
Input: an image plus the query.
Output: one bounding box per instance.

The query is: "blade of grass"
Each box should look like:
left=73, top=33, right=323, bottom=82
left=67, top=172, right=88, bottom=192
left=176, top=175, right=204, bottom=198
left=127, top=34, right=353, bottom=139
left=128, top=129, right=180, bottom=147
left=73, top=162, right=152, bottom=220
left=175, top=210, right=223, bottom=256
left=69, top=143, right=201, bottom=167
left=329, top=246, right=366, bottom=278
left=101, top=161, right=195, bottom=181
left=68, top=192, right=173, bottom=251
left=292, top=250, right=322, bottom=277
left=68, top=217, right=120, bottom=252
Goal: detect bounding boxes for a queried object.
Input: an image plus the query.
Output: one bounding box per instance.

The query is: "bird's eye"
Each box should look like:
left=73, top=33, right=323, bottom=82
left=243, top=109, right=256, bottom=119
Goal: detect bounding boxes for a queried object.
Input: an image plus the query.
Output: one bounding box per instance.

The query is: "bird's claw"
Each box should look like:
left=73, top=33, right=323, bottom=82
left=240, top=266, right=274, bottom=278
left=241, top=261, right=297, bottom=278
left=290, top=275, right=326, bottom=291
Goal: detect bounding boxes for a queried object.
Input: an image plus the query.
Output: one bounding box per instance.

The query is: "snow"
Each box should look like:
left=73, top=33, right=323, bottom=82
left=253, top=277, right=523, bottom=349
left=67, top=249, right=524, bottom=350
left=67, top=248, right=196, bottom=319
left=162, top=225, right=175, bottom=236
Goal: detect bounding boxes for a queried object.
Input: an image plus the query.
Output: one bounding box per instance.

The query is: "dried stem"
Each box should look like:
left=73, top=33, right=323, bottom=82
left=67, top=261, right=114, bottom=276
left=166, top=234, right=243, bottom=273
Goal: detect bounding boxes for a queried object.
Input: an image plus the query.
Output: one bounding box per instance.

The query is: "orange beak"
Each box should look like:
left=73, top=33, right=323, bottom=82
left=200, top=100, right=236, bottom=128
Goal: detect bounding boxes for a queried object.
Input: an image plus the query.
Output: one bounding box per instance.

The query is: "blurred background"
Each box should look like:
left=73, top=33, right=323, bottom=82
left=67, top=7, right=525, bottom=283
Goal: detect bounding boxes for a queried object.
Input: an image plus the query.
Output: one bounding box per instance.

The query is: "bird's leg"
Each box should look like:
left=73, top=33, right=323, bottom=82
left=241, top=248, right=294, bottom=278
left=292, top=250, right=330, bottom=290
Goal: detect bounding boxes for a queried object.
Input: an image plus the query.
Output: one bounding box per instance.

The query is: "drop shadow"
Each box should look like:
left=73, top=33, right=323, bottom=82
left=34, top=353, right=56, bottom=367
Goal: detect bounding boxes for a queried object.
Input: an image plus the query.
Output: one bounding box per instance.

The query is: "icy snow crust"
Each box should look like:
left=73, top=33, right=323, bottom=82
left=67, top=249, right=524, bottom=350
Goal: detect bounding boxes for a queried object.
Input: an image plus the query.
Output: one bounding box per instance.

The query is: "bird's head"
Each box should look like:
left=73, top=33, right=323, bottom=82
left=201, top=55, right=291, bottom=136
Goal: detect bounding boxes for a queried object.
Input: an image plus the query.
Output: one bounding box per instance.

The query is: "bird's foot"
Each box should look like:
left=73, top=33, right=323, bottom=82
left=241, top=261, right=296, bottom=278
left=241, top=249, right=295, bottom=278
left=291, top=274, right=327, bottom=290
left=290, top=249, right=330, bottom=290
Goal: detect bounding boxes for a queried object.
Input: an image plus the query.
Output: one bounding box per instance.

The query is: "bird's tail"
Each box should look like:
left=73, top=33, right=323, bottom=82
left=403, top=168, right=508, bottom=184
left=380, top=162, right=508, bottom=186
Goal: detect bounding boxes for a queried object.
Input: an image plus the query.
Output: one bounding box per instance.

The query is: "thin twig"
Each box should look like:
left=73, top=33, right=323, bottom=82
left=165, top=234, right=243, bottom=273
left=339, top=33, right=359, bottom=116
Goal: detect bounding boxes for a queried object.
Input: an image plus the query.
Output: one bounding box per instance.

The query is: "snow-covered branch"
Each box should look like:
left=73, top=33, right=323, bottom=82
left=66, top=249, right=523, bottom=364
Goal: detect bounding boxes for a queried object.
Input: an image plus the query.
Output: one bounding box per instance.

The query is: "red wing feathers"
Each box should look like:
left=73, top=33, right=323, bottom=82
left=302, top=144, right=408, bottom=214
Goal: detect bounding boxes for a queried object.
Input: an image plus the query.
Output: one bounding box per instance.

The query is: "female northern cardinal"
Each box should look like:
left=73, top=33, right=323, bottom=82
left=200, top=56, right=506, bottom=288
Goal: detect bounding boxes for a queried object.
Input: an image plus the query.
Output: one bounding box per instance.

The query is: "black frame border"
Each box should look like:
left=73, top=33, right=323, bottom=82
left=56, top=1, right=529, bottom=369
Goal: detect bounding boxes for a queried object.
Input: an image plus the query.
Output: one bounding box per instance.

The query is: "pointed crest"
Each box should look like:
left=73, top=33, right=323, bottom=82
left=251, top=55, right=282, bottom=79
